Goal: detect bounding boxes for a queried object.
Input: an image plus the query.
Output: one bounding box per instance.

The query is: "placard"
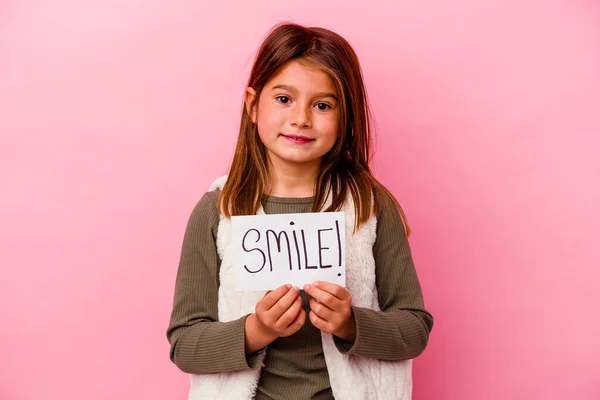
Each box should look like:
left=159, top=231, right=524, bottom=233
left=231, top=212, right=346, bottom=291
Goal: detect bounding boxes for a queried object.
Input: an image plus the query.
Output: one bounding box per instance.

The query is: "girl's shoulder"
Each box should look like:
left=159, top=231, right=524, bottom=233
left=193, top=188, right=221, bottom=212
left=201, top=188, right=221, bottom=207
left=372, top=186, right=409, bottom=238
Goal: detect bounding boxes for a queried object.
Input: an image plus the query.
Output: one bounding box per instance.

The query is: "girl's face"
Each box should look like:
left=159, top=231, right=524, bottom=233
left=246, top=60, right=340, bottom=172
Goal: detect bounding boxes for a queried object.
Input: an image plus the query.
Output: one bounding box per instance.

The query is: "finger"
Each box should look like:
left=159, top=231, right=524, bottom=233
left=303, top=283, right=342, bottom=310
left=269, top=285, right=300, bottom=318
left=258, top=284, right=291, bottom=311
left=309, top=310, right=333, bottom=334
left=309, top=298, right=335, bottom=321
left=313, top=281, right=349, bottom=300
left=276, top=296, right=302, bottom=328
left=281, top=306, right=306, bottom=337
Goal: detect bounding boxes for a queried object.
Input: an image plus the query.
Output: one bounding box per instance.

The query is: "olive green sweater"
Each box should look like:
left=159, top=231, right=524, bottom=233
left=167, top=190, right=433, bottom=399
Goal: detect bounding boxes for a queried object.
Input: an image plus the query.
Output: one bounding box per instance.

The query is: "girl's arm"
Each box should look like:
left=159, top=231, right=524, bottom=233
left=166, top=190, right=264, bottom=374
left=333, top=192, right=434, bottom=360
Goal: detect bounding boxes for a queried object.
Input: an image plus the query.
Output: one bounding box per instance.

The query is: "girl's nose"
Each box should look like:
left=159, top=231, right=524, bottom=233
left=289, top=104, right=312, bottom=129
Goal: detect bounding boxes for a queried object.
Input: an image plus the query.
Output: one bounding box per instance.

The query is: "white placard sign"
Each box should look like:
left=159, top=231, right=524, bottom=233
left=231, top=212, right=346, bottom=291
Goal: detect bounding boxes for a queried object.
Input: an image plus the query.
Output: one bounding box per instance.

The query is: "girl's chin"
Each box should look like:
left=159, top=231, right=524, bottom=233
left=269, top=151, right=323, bottom=166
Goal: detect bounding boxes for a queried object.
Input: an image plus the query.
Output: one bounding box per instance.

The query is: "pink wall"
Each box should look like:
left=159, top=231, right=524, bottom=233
left=1, top=1, right=599, bottom=399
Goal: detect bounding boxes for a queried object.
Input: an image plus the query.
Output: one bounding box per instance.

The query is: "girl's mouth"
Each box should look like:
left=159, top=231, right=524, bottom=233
left=281, top=134, right=315, bottom=144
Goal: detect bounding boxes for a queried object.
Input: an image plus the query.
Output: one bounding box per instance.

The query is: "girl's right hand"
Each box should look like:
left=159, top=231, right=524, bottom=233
left=244, top=284, right=305, bottom=354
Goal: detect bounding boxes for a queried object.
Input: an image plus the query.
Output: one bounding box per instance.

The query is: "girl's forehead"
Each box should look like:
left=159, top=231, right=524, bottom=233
left=266, top=60, right=337, bottom=94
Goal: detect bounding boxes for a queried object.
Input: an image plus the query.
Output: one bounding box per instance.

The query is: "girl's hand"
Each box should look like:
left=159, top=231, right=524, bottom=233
left=245, top=284, right=305, bottom=353
left=303, top=281, right=356, bottom=342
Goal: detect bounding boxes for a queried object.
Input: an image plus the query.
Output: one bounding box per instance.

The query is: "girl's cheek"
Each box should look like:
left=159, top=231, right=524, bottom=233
left=322, top=117, right=339, bottom=133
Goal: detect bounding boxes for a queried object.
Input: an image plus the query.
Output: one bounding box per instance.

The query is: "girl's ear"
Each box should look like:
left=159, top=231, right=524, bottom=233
left=245, top=87, right=257, bottom=123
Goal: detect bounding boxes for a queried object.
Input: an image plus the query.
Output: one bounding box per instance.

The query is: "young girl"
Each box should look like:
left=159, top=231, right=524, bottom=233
left=167, top=23, right=433, bottom=400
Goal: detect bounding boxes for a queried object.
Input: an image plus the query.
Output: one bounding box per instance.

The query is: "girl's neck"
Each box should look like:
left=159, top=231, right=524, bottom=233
left=266, top=159, right=319, bottom=198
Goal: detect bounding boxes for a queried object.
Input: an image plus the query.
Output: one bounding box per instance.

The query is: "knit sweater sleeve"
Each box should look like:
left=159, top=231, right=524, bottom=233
left=166, top=190, right=264, bottom=373
left=333, top=192, right=434, bottom=360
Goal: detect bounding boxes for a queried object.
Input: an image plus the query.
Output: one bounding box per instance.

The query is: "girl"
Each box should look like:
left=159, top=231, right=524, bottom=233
left=167, top=23, right=433, bottom=400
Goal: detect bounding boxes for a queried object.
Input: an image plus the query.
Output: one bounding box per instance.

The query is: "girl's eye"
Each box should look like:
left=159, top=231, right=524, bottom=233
left=276, top=96, right=291, bottom=104
left=315, top=102, right=331, bottom=111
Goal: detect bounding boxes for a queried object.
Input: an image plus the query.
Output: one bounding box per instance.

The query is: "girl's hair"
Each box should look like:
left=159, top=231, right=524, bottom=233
left=219, top=22, right=410, bottom=235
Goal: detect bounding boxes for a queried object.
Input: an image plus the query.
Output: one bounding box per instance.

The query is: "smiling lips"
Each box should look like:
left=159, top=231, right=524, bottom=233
left=281, top=134, right=315, bottom=144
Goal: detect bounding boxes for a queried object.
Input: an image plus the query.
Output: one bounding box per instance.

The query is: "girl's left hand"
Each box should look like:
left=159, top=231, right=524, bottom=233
left=303, top=281, right=356, bottom=342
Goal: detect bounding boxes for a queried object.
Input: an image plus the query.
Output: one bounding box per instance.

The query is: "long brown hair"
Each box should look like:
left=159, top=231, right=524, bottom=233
left=219, top=22, right=410, bottom=235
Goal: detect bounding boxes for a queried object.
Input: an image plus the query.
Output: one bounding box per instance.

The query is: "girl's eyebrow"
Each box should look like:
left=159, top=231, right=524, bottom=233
left=272, top=84, right=338, bottom=100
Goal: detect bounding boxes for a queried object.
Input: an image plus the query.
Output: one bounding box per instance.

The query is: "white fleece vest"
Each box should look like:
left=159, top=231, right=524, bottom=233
left=189, top=175, right=412, bottom=400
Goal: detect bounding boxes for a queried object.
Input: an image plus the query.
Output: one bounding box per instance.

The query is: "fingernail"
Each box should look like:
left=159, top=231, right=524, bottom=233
left=286, top=284, right=292, bottom=289
left=303, top=284, right=311, bottom=291
left=293, top=286, right=299, bottom=291
left=313, top=281, right=320, bottom=287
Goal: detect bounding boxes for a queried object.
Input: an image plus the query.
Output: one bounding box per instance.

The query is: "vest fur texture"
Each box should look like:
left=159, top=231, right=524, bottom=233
left=189, top=175, right=412, bottom=399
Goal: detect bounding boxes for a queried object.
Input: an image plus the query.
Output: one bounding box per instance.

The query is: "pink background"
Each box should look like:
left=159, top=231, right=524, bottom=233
left=1, top=1, right=599, bottom=399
